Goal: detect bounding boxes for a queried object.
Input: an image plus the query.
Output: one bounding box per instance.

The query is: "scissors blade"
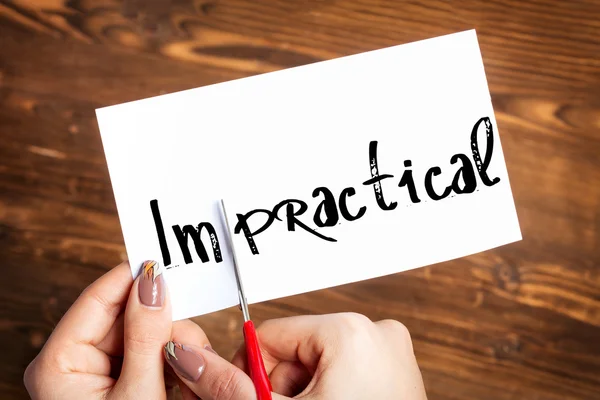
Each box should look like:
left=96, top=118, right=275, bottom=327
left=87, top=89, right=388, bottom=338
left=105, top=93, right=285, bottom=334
left=220, top=199, right=250, bottom=322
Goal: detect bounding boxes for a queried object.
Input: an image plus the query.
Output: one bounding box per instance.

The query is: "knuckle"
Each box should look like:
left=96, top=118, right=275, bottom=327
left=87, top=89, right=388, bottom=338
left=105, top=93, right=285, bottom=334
left=81, top=286, right=120, bottom=319
left=334, top=313, right=374, bottom=347
left=376, top=319, right=414, bottom=351
left=23, top=358, right=38, bottom=391
left=24, top=354, right=56, bottom=395
left=378, top=319, right=411, bottom=338
left=337, top=312, right=373, bottom=331
left=209, top=367, right=245, bottom=400
left=48, top=348, right=71, bottom=373
left=125, top=326, right=163, bottom=356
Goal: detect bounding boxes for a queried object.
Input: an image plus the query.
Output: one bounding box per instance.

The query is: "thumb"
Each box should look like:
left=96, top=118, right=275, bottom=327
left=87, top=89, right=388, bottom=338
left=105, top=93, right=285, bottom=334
left=164, top=341, right=257, bottom=400
left=112, top=260, right=172, bottom=399
left=167, top=347, right=296, bottom=400
left=163, top=320, right=255, bottom=400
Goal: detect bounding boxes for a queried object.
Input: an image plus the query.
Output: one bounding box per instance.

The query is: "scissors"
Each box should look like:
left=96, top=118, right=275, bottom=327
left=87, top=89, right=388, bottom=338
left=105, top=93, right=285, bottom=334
left=220, top=199, right=273, bottom=400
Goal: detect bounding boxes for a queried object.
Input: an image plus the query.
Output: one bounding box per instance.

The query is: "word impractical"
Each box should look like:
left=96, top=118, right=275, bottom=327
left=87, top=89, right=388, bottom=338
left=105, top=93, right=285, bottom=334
left=150, top=116, right=499, bottom=267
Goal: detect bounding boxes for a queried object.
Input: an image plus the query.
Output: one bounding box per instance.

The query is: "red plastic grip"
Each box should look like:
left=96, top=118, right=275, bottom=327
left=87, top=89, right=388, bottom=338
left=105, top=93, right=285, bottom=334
left=243, top=320, right=272, bottom=400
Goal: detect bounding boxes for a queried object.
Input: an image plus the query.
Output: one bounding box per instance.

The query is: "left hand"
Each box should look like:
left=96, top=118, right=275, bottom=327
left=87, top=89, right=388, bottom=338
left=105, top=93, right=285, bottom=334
left=24, top=260, right=178, bottom=399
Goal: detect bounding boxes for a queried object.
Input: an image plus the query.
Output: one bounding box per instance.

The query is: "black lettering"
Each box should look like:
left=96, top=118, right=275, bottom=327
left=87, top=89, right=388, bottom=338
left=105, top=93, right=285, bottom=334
left=471, top=117, right=500, bottom=187
left=274, top=199, right=336, bottom=242
left=362, top=141, right=397, bottom=210
left=450, top=154, right=477, bottom=194
left=424, top=167, right=452, bottom=201
left=172, top=223, right=223, bottom=264
left=312, top=187, right=339, bottom=227
left=234, top=209, right=275, bottom=255
left=150, top=199, right=171, bottom=266
left=150, top=119, right=500, bottom=261
left=339, top=187, right=366, bottom=221
left=398, top=160, right=421, bottom=203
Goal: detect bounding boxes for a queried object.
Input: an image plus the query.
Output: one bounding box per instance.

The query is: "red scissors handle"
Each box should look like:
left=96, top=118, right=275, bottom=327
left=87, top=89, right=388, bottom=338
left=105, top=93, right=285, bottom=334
left=243, top=320, right=272, bottom=400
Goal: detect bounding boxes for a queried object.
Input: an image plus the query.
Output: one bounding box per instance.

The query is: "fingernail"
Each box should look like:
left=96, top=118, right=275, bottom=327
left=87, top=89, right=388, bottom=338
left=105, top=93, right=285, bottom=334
left=204, top=344, right=218, bottom=355
left=164, top=341, right=206, bottom=381
left=138, top=260, right=166, bottom=307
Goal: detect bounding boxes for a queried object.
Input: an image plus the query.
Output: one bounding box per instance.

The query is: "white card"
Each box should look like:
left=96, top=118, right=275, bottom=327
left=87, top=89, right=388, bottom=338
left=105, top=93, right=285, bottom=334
left=96, top=30, right=521, bottom=321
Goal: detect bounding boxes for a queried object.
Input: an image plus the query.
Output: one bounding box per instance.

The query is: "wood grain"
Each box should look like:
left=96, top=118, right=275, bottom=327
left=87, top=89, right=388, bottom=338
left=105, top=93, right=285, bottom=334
left=1, top=0, right=599, bottom=399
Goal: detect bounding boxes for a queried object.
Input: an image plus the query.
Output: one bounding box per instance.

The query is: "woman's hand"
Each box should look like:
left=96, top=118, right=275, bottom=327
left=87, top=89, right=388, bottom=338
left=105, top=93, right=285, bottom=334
left=24, top=260, right=427, bottom=399
left=24, top=260, right=175, bottom=399
left=165, top=313, right=428, bottom=400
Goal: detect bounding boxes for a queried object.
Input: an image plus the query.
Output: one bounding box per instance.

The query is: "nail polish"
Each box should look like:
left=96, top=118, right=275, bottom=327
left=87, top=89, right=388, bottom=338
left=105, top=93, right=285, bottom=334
left=164, top=341, right=206, bottom=381
left=138, top=260, right=165, bottom=307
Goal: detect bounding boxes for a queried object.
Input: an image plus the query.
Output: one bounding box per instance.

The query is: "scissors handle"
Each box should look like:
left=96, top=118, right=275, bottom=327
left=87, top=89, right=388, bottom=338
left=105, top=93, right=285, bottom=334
left=243, top=320, right=272, bottom=400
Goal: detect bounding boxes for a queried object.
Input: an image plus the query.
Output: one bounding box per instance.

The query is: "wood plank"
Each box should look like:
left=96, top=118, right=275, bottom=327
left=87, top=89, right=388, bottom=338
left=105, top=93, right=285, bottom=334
left=0, top=0, right=599, bottom=398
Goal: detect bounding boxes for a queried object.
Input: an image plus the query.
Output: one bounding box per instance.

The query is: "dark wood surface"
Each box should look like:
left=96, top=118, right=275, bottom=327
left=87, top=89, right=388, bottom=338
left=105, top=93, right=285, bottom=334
left=1, top=1, right=599, bottom=399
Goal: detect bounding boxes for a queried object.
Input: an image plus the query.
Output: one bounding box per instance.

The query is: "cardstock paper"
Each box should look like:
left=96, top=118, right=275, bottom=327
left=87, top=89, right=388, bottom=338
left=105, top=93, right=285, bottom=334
left=96, top=30, right=521, bottom=320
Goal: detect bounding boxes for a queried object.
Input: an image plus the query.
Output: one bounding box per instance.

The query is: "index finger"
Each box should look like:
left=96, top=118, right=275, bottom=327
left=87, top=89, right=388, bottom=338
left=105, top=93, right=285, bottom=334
left=47, top=261, right=134, bottom=347
left=233, top=315, right=331, bottom=375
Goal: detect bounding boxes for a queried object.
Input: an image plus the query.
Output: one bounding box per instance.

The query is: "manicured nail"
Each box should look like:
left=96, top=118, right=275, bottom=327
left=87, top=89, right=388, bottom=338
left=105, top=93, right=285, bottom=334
left=164, top=341, right=206, bottom=381
left=138, top=260, right=165, bottom=307
left=204, top=344, right=218, bottom=355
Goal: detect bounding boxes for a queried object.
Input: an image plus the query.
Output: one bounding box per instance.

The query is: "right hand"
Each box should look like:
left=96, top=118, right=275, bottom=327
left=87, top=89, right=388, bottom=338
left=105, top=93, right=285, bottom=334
left=166, top=312, right=427, bottom=400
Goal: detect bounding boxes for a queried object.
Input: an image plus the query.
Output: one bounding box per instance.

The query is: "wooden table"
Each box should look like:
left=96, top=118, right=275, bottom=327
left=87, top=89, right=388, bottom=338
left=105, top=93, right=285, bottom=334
left=1, top=1, right=599, bottom=399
